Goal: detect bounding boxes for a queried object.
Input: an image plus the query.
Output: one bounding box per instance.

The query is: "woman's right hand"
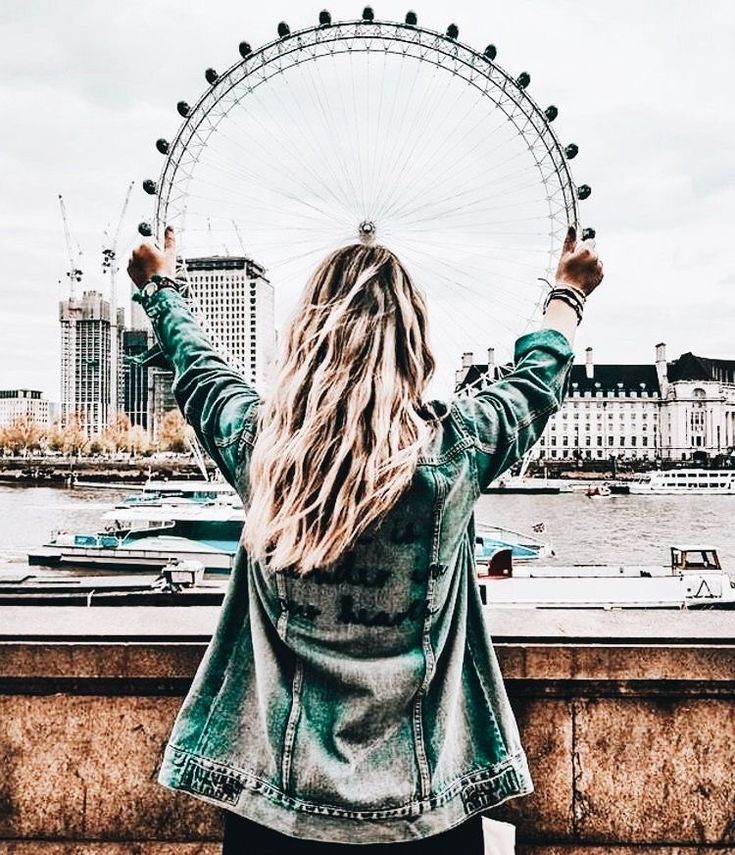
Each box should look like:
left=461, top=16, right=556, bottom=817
left=555, top=226, right=604, bottom=296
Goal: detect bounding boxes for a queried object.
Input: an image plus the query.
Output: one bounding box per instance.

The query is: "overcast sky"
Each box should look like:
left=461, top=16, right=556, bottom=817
left=1, top=0, right=733, bottom=400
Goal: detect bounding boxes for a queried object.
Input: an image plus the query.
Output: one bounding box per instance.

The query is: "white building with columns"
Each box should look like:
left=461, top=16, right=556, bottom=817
left=455, top=343, right=735, bottom=464
left=658, top=344, right=735, bottom=459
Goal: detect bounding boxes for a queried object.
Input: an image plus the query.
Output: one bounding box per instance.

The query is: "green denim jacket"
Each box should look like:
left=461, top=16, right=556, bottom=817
left=142, top=288, right=574, bottom=843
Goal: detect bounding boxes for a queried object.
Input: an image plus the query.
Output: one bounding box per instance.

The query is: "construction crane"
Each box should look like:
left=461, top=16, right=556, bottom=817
left=102, top=180, right=134, bottom=279
left=231, top=219, right=247, bottom=256
left=102, top=180, right=134, bottom=422
left=58, top=194, right=83, bottom=298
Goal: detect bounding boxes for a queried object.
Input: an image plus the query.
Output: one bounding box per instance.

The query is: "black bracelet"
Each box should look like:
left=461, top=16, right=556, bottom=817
left=543, top=286, right=585, bottom=325
left=150, top=274, right=180, bottom=291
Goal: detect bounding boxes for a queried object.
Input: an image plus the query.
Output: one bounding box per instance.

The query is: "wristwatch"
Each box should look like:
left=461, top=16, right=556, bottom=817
left=141, top=274, right=178, bottom=298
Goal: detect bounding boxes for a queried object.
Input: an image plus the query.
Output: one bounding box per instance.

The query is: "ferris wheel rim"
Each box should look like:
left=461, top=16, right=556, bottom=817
left=152, top=16, right=580, bottom=247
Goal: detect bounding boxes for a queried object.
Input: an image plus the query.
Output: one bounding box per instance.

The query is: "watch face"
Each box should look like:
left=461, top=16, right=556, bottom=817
left=143, top=282, right=158, bottom=297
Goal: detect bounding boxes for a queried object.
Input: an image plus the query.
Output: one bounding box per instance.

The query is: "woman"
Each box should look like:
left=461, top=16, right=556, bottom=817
left=128, top=225, right=602, bottom=853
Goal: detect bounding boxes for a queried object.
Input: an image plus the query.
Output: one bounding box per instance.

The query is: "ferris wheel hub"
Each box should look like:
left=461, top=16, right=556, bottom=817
left=358, top=220, right=377, bottom=244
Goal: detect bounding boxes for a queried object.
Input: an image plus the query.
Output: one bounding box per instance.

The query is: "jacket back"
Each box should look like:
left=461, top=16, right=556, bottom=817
left=141, top=288, right=574, bottom=843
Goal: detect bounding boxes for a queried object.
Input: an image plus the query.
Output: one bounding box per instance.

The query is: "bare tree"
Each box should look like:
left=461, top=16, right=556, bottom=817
left=62, top=415, right=87, bottom=457
left=159, top=410, right=189, bottom=453
left=1, top=416, right=44, bottom=456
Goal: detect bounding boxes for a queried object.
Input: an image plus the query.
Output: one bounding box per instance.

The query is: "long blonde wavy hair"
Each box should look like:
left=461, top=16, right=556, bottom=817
left=241, top=243, right=436, bottom=574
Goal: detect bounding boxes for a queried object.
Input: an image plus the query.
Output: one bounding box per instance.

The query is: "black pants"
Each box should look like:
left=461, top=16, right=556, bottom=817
left=222, top=811, right=485, bottom=853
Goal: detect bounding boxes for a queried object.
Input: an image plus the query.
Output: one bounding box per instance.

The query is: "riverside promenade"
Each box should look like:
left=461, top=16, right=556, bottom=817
left=1, top=607, right=733, bottom=853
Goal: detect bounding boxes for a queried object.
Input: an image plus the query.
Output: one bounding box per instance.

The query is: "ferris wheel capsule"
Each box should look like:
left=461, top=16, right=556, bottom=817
left=582, top=227, right=596, bottom=240
left=577, top=184, right=592, bottom=200
left=143, top=179, right=158, bottom=195
left=319, top=10, right=332, bottom=25
left=544, top=105, right=558, bottom=122
left=156, top=138, right=169, bottom=155
left=177, top=101, right=190, bottom=117
left=516, top=71, right=531, bottom=89
left=446, top=23, right=459, bottom=40
left=484, top=44, right=497, bottom=61
left=278, top=22, right=290, bottom=38
left=205, top=68, right=219, bottom=85
left=362, top=7, right=375, bottom=21
left=564, top=143, right=579, bottom=159
left=405, top=11, right=418, bottom=25
left=239, top=41, right=252, bottom=58
left=138, top=222, right=153, bottom=237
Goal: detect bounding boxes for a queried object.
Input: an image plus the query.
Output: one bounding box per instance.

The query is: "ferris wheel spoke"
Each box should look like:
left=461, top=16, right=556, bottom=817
left=398, top=260, right=539, bottom=319
left=391, top=233, right=555, bottom=278
left=306, top=54, right=364, bottom=216
left=395, top=237, right=545, bottom=305
left=365, top=48, right=389, bottom=216
left=325, top=50, right=372, bottom=215
left=368, top=57, right=451, bottom=220
left=375, top=85, right=500, bottom=224
left=229, top=83, right=353, bottom=219
left=372, top=63, right=470, bottom=223
left=367, top=53, right=409, bottom=219
left=383, top=134, right=541, bottom=227
left=283, top=59, right=361, bottom=216
left=396, top=175, right=553, bottom=230
left=375, top=90, right=521, bottom=222
left=229, top=116, right=349, bottom=222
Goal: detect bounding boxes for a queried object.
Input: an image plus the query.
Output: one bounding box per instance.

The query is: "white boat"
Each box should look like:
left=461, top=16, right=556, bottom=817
left=477, top=545, right=735, bottom=609
left=585, top=484, right=612, bottom=498
left=29, top=480, right=243, bottom=573
left=629, top=469, right=735, bottom=495
left=117, top=479, right=242, bottom=507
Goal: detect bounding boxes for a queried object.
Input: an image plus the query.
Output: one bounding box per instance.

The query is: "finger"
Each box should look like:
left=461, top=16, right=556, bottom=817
left=562, top=225, right=577, bottom=254
left=164, top=225, right=176, bottom=265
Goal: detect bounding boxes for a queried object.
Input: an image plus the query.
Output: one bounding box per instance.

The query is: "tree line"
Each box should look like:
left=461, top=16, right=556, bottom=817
left=0, top=411, right=189, bottom=457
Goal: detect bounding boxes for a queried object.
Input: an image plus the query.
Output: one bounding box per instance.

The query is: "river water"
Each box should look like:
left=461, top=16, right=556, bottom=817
left=1, top=484, right=734, bottom=573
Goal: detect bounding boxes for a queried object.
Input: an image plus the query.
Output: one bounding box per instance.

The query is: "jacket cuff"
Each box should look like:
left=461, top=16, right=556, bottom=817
left=132, top=286, right=185, bottom=322
left=514, top=328, right=574, bottom=362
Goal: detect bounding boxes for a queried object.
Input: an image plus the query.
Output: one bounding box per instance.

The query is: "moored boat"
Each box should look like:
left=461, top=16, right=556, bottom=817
left=475, top=523, right=553, bottom=562
left=629, top=469, right=735, bottom=495
left=28, top=482, right=243, bottom=573
left=477, top=545, right=735, bottom=609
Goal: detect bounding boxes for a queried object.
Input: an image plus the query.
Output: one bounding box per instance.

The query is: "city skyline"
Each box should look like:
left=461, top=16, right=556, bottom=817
left=53, top=253, right=277, bottom=437
left=1, top=1, right=733, bottom=398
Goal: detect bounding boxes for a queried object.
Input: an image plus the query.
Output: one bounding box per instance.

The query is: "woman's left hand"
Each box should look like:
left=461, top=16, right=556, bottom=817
left=127, top=225, right=177, bottom=288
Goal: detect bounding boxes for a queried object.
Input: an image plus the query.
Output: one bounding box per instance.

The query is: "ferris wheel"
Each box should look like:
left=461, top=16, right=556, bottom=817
left=140, top=9, right=594, bottom=397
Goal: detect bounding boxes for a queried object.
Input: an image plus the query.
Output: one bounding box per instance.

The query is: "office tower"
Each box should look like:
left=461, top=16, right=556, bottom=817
left=59, top=291, right=124, bottom=436
left=184, top=256, right=276, bottom=389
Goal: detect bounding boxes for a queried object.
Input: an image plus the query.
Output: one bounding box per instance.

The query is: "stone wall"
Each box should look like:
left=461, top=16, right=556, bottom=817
left=0, top=608, right=733, bottom=854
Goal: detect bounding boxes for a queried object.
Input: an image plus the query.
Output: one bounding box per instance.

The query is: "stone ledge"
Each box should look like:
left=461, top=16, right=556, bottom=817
left=1, top=606, right=733, bottom=644
left=517, top=848, right=733, bottom=854
left=1, top=642, right=733, bottom=686
left=1, top=845, right=731, bottom=855
left=0, top=846, right=219, bottom=855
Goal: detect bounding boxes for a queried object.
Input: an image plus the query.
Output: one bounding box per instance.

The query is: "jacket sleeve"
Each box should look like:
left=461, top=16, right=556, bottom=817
left=138, top=287, right=260, bottom=489
left=452, top=329, right=574, bottom=492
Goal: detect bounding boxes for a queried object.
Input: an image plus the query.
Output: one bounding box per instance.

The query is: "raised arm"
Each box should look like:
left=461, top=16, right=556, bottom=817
left=454, top=226, right=604, bottom=491
left=127, top=228, right=259, bottom=489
